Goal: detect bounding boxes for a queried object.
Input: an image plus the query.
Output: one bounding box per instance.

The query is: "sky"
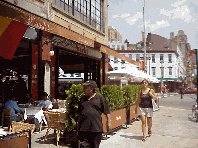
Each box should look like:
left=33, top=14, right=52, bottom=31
left=108, top=0, right=198, bottom=50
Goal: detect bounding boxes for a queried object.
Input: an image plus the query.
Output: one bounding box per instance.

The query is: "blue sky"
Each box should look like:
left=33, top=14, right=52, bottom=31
left=108, top=0, right=198, bottom=50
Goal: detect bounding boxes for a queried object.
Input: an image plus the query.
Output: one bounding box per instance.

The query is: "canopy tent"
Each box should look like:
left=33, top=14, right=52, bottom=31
left=107, top=66, right=159, bottom=83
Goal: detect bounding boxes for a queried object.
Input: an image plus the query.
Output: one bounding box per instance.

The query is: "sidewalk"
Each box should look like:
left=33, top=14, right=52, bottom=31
left=100, top=105, right=198, bottom=148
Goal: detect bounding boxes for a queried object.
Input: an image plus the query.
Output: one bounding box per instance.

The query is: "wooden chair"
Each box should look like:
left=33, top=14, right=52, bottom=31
left=2, top=109, right=24, bottom=132
left=43, top=111, right=66, bottom=146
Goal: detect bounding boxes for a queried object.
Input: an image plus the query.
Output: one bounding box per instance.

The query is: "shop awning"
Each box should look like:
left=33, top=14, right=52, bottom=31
left=0, top=15, right=28, bottom=60
left=107, top=66, right=159, bottom=83
left=100, top=45, right=139, bottom=66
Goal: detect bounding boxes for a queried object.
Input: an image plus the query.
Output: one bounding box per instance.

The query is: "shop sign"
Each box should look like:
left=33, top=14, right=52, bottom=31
left=53, top=36, right=102, bottom=59
left=27, top=16, right=49, bottom=31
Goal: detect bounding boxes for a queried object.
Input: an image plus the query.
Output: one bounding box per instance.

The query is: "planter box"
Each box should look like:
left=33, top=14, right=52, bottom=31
left=102, top=108, right=127, bottom=132
left=110, top=108, right=126, bottom=129
left=130, top=104, right=139, bottom=121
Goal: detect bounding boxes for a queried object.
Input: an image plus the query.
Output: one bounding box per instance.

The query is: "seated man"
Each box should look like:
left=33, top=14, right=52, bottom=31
left=37, top=92, right=52, bottom=111
left=4, top=95, right=22, bottom=122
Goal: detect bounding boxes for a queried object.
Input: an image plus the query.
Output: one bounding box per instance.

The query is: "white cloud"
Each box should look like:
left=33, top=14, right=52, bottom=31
left=171, top=0, right=186, bottom=7
left=125, top=12, right=142, bottom=25
left=112, top=13, right=131, bottom=18
left=160, top=2, right=192, bottom=23
left=139, top=20, right=170, bottom=32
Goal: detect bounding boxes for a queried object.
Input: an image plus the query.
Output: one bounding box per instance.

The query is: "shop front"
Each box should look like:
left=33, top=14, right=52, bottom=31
left=0, top=1, right=109, bottom=102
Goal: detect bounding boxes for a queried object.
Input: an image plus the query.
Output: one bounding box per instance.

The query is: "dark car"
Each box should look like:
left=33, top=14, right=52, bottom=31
left=178, top=87, right=197, bottom=94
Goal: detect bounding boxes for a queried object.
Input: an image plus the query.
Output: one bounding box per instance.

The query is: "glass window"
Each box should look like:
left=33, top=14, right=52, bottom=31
left=152, top=67, right=156, bottom=76
left=114, top=57, right=118, bottom=63
left=53, top=0, right=103, bottom=32
left=117, top=45, right=120, bottom=50
left=121, top=54, right=125, bottom=64
left=114, top=67, right=118, bottom=70
left=160, top=54, right=164, bottom=62
left=152, top=54, right=155, bottom=63
left=136, top=54, right=140, bottom=62
left=129, top=54, right=132, bottom=59
left=112, top=45, right=115, bottom=49
left=169, top=67, right=172, bottom=75
left=168, top=54, right=172, bottom=63
left=121, top=45, right=125, bottom=50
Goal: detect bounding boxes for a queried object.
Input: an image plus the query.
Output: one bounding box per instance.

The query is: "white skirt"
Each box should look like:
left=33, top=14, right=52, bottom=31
left=139, top=107, right=153, bottom=117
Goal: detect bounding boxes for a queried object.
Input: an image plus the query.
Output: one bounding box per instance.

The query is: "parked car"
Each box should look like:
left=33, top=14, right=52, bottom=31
left=178, top=87, right=197, bottom=94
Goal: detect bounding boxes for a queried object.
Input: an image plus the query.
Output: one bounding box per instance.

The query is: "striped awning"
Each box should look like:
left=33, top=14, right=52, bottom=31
left=0, top=15, right=28, bottom=60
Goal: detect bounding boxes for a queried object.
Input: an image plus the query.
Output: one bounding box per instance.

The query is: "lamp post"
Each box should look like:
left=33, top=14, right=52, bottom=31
left=143, top=0, right=146, bottom=73
left=148, top=53, right=151, bottom=75
left=160, top=60, right=164, bottom=93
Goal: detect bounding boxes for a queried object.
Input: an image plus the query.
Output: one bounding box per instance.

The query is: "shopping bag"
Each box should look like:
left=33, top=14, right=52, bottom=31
left=152, top=99, right=158, bottom=112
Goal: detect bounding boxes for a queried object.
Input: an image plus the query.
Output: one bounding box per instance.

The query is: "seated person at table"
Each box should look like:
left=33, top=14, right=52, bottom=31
left=26, top=93, right=34, bottom=104
left=4, top=95, right=23, bottom=122
left=37, top=92, right=52, bottom=111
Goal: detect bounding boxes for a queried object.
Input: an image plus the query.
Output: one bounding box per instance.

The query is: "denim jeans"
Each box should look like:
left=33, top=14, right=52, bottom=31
left=11, top=114, right=22, bottom=122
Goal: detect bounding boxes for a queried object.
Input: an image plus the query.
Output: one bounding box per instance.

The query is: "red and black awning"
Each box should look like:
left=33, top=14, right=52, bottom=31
left=0, top=15, right=28, bottom=60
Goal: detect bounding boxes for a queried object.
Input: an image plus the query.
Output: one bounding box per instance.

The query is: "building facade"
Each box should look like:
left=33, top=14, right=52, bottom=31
left=108, top=31, right=189, bottom=92
left=108, top=26, right=122, bottom=43
left=0, top=0, right=111, bottom=101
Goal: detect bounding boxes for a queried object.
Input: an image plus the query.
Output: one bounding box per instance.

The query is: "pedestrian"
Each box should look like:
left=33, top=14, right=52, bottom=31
left=179, top=84, right=185, bottom=99
left=135, top=79, right=158, bottom=142
left=161, top=85, right=166, bottom=98
left=78, top=80, right=111, bottom=148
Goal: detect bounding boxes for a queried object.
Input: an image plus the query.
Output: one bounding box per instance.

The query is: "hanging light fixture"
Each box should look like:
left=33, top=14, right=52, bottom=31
left=49, top=45, right=54, bottom=56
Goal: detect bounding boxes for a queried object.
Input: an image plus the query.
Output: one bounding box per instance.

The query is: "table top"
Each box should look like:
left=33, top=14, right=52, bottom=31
left=48, top=108, right=66, bottom=113
left=0, top=127, right=8, bottom=136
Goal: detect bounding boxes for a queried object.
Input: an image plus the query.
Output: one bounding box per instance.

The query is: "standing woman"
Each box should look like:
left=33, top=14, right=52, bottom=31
left=135, top=79, right=158, bottom=141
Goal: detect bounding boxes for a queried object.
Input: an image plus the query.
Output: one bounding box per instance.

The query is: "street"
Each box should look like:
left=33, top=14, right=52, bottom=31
left=100, top=93, right=198, bottom=148
left=30, top=93, right=198, bottom=148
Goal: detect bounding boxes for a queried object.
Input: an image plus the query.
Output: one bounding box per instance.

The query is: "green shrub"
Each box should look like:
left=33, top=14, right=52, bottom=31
left=65, top=84, right=84, bottom=131
left=100, top=84, right=124, bottom=111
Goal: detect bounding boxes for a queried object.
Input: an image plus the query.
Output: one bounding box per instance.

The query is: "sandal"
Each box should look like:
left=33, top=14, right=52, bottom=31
left=148, top=130, right=152, bottom=137
left=142, top=136, right=146, bottom=142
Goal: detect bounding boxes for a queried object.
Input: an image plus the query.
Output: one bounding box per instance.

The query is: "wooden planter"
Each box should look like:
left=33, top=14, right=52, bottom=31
left=129, top=104, right=139, bottom=121
left=102, top=108, right=126, bottom=132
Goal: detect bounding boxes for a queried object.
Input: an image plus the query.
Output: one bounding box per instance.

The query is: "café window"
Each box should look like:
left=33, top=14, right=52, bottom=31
left=53, top=0, right=103, bottom=32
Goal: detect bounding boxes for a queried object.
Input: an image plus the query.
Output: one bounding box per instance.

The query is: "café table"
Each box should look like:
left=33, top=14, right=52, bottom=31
left=20, top=106, right=47, bottom=125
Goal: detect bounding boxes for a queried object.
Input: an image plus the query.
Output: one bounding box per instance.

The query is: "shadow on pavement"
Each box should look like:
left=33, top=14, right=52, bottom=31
left=120, top=135, right=143, bottom=141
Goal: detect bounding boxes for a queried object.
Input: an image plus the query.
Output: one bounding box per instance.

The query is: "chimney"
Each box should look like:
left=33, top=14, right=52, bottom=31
left=170, top=32, right=174, bottom=40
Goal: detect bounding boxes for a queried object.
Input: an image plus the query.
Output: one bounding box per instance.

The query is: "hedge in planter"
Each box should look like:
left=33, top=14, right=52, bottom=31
left=100, top=84, right=125, bottom=111
left=65, top=84, right=84, bottom=132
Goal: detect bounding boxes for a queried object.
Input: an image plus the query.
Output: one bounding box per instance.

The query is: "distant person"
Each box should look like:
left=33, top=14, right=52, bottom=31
left=78, top=80, right=111, bottom=148
left=4, top=94, right=23, bottom=122
left=161, top=85, right=166, bottom=97
left=179, top=84, right=185, bottom=99
left=135, top=79, right=158, bottom=142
